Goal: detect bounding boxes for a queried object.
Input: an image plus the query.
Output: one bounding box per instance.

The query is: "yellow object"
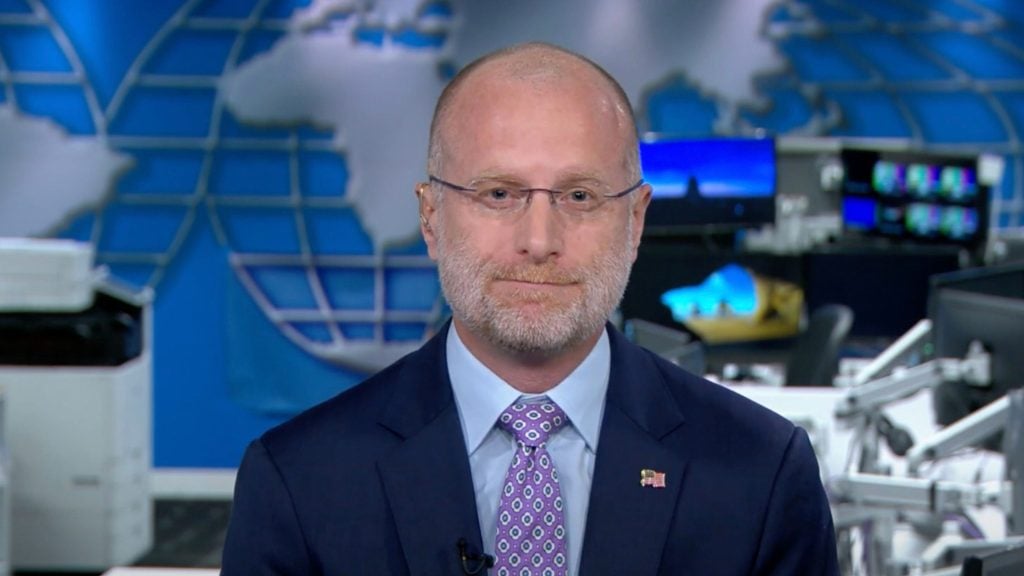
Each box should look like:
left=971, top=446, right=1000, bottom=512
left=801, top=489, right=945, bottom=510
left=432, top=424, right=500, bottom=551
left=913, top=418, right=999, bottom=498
left=682, top=273, right=803, bottom=344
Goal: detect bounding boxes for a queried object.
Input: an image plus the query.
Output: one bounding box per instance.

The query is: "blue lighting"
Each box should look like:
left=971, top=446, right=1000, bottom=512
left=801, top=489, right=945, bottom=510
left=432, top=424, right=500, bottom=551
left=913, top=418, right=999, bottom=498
left=661, top=264, right=759, bottom=322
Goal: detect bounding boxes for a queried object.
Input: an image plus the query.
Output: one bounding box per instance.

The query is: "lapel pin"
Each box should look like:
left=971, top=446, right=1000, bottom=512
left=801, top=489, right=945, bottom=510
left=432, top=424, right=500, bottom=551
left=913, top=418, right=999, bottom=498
left=640, top=468, right=666, bottom=488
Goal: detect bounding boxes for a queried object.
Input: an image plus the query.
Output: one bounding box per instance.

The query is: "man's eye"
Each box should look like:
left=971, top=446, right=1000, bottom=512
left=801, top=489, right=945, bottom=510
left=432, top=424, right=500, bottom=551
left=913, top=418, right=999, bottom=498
left=484, top=187, right=512, bottom=201
left=567, top=188, right=596, bottom=202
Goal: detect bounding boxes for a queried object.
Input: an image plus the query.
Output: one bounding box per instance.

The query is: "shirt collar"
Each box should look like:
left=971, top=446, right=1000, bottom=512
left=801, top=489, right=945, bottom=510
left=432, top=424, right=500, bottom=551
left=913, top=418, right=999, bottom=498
left=447, top=323, right=610, bottom=455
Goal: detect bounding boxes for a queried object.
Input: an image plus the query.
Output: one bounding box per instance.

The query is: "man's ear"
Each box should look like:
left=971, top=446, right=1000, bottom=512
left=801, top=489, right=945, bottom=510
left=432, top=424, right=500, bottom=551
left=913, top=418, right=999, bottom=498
left=416, top=183, right=439, bottom=260
left=629, top=183, right=652, bottom=259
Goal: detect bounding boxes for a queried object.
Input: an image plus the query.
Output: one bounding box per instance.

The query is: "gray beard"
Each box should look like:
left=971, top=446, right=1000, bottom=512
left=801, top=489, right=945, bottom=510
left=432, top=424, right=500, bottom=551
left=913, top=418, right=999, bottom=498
left=435, top=226, right=634, bottom=357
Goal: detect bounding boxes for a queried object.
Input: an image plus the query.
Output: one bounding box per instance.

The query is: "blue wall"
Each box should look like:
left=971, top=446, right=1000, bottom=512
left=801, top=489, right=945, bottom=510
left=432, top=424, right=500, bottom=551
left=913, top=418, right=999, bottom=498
left=1, top=0, right=1021, bottom=468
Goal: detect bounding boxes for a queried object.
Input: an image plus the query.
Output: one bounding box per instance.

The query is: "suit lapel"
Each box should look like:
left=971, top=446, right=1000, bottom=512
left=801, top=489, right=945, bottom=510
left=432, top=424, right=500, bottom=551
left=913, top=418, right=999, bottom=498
left=376, top=325, right=486, bottom=576
left=578, top=328, right=689, bottom=576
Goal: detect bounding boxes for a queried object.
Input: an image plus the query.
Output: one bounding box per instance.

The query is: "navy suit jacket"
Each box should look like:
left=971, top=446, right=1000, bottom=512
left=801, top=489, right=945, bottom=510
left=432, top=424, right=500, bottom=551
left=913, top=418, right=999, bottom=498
left=222, top=324, right=839, bottom=575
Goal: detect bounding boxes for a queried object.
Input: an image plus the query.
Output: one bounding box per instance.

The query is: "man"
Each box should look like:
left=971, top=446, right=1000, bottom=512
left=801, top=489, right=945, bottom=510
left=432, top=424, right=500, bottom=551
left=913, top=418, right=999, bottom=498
left=222, top=42, right=838, bottom=575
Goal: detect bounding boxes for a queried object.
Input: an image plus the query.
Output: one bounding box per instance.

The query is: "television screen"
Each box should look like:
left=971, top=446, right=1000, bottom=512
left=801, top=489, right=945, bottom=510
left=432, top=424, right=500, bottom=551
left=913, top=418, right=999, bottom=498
left=840, top=148, right=988, bottom=249
left=639, top=137, right=776, bottom=233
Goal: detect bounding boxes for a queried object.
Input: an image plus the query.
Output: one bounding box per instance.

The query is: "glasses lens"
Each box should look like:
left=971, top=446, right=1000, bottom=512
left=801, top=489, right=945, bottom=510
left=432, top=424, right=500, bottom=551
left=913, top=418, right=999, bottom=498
left=555, top=187, right=604, bottom=213
left=472, top=182, right=525, bottom=211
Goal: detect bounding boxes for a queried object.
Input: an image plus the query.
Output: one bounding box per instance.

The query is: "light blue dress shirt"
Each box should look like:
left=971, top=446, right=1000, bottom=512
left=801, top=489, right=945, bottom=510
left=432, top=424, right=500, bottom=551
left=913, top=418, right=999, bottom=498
left=447, top=324, right=610, bottom=576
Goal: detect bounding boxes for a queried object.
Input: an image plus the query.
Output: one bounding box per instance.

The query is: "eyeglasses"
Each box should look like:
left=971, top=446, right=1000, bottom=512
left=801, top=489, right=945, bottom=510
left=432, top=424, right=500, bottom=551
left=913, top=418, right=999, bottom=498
left=428, top=175, right=643, bottom=216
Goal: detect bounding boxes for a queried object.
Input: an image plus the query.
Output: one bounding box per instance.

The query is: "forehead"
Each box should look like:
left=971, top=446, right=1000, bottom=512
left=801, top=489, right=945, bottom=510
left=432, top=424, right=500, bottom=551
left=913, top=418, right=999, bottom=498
left=440, top=66, right=631, bottom=182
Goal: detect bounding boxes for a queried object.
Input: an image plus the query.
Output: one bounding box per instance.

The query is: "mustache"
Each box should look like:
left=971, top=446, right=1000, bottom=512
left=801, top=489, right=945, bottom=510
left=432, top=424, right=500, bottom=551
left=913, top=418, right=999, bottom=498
left=491, top=266, right=581, bottom=285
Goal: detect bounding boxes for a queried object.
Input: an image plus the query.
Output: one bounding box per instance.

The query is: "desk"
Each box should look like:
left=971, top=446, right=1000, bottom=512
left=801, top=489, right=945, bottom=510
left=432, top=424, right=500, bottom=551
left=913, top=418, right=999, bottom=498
left=725, top=382, right=940, bottom=480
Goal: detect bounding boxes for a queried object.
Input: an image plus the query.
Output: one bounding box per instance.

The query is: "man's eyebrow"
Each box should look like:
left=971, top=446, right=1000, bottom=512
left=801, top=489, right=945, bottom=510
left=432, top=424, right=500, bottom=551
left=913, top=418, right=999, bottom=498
left=555, top=168, right=617, bottom=184
left=558, top=174, right=606, bottom=186
left=469, top=170, right=609, bottom=187
left=466, top=174, right=528, bottom=186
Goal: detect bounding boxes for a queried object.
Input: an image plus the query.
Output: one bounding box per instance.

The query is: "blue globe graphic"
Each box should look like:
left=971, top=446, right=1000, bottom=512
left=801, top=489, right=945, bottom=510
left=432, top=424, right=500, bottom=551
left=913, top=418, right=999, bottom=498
left=1, top=0, right=1022, bottom=423
left=1, top=1, right=451, bottom=383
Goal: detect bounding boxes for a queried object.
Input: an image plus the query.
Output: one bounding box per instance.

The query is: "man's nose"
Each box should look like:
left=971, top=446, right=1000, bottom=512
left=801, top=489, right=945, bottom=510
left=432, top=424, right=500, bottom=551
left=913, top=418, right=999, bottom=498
left=514, top=191, right=563, bottom=262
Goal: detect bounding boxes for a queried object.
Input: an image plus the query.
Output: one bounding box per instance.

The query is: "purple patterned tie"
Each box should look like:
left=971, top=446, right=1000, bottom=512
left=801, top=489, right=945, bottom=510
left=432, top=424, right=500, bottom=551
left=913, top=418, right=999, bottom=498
left=494, top=399, right=569, bottom=576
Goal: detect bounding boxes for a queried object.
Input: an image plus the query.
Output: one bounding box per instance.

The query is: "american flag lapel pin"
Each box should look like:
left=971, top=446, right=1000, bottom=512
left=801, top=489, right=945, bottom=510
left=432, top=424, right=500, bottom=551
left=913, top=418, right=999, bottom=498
left=640, top=468, right=666, bottom=488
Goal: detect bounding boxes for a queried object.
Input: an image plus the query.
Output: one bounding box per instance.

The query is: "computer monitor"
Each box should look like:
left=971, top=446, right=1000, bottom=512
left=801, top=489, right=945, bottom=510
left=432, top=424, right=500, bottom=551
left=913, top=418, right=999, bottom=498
left=930, top=262, right=1024, bottom=301
left=960, top=542, right=1024, bottom=576
left=639, top=136, right=776, bottom=234
left=928, top=263, right=1024, bottom=431
left=840, top=147, right=989, bottom=251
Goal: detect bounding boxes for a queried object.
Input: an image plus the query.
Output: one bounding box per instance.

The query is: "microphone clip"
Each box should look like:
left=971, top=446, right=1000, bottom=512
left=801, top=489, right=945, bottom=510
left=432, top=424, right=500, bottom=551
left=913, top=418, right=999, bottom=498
left=457, top=538, right=495, bottom=575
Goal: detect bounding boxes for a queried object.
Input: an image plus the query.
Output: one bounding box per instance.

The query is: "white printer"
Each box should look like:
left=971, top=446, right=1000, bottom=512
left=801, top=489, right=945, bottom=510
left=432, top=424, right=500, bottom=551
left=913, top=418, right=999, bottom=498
left=0, top=238, right=153, bottom=571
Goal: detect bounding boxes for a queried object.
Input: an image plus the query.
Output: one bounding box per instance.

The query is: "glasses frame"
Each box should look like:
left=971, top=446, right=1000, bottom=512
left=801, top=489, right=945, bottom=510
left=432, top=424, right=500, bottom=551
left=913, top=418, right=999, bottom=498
left=427, top=175, right=644, bottom=215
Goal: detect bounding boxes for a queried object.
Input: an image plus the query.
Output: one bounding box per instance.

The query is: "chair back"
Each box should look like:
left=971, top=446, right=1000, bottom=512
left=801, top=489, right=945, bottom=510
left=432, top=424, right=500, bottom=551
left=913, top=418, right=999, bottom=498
left=785, top=304, right=854, bottom=387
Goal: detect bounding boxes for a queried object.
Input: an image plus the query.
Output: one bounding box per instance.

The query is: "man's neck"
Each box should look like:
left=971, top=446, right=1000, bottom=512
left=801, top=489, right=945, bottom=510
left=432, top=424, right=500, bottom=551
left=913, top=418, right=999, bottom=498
left=452, top=319, right=604, bottom=394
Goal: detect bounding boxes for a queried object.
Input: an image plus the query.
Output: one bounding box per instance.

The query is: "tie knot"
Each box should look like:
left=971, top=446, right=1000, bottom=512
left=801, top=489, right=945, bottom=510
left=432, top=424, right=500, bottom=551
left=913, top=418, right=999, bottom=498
left=498, top=400, right=567, bottom=447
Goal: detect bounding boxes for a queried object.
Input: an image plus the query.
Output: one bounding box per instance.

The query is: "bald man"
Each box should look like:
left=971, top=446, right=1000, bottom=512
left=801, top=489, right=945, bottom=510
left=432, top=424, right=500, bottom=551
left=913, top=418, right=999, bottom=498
left=222, top=43, right=838, bottom=576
